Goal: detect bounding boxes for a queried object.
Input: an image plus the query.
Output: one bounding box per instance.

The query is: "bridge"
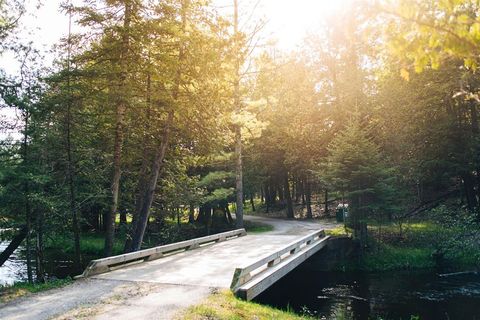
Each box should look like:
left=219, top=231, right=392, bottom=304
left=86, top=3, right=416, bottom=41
left=76, top=216, right=334, bottom=301
left=0, top=216, right=340, bottom=320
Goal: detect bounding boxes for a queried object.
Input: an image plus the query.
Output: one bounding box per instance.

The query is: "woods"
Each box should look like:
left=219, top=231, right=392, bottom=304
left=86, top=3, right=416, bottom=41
left=1, top=0, right=479, bottom=287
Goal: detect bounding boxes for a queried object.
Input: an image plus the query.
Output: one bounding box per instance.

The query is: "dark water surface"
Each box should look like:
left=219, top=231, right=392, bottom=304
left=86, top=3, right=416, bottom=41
left=255, top=267, right=480, bottom=320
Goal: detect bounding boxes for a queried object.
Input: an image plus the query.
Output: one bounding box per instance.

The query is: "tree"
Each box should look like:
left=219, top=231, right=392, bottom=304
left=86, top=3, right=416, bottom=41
left=382, top=0, right=480, bottom=72
left=326, top=117, right=397, bottom=247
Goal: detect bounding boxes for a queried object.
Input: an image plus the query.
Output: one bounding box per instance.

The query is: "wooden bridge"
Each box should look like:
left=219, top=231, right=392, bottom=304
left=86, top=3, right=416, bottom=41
left=77, top=218, right=331, bottom=301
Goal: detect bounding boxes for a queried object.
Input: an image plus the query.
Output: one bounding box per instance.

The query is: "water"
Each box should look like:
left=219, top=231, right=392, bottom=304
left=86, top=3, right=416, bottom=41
left=255, top=268, right=480, bottom=320
left=0, top=241, right=28, bottom=286
left=0, top=241, right=91, bottom=285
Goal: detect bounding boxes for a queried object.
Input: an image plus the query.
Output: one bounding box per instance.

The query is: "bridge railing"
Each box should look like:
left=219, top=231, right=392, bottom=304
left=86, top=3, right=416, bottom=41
left=78, top=228, right=247, bottom=278
left=230, top=229, right=328, bottom=299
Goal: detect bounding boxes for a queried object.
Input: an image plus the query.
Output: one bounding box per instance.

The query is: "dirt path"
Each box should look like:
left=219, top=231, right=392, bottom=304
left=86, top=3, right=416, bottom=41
left=0, top=215, right=338, bottom=320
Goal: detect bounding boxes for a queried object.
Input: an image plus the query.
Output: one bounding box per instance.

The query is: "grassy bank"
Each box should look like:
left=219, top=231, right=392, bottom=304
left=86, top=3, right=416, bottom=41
left=178, top=291, right=312, bottom=320
left=332, top=219, right=480, bottom=272
left=0, top=278, right=72, bottom=303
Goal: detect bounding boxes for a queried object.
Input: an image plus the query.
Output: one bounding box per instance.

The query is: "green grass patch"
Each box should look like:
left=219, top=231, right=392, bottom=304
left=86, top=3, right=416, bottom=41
left=45, top=233, right=125, bottom=257
left=360, top=219, right=479, bottom=271
left=0, top=278, right=73, bottom=303
left=243, top=220, right=274, bottom=233
left=362, top=244, right=435, bottom=271
left=325, top=226, right=349, bottom=236
left=178, top=291, right=313, bottom=320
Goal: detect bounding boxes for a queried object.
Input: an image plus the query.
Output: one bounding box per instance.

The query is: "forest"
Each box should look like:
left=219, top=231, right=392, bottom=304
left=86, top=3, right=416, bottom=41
left=1, top=0, right=480, bottom=318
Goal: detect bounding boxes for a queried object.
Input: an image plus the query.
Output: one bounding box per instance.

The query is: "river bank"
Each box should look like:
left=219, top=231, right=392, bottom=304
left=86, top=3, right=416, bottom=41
left=325, top=219, right=479, bottom=273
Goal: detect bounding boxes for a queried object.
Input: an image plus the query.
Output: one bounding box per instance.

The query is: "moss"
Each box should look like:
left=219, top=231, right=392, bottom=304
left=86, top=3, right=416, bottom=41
left=0, top=278, right=73, bottom=303
left=179, top=291, right=313, bottom=320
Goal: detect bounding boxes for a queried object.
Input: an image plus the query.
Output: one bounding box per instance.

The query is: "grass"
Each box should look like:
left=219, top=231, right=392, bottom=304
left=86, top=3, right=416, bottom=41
left=178, top=291, right=313, bottom=320
left=325, top=225, right=349, bottom=236
left=357, top=219, right=480, bottom=271
left=45, top=232, right=125, bottom=257
left=362, top=244, right=435, bottom=271
left=243, top=220, right=274, bottom=233
left=0, top=278, right=73, bottom=303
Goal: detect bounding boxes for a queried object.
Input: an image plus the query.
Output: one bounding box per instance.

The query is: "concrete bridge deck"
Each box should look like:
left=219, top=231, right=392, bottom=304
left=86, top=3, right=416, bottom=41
left=0, top=216, right=339, bottom=320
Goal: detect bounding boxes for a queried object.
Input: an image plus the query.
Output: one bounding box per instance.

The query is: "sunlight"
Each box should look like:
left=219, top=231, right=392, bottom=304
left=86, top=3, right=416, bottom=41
left=261, top=0, right=352, bottom=49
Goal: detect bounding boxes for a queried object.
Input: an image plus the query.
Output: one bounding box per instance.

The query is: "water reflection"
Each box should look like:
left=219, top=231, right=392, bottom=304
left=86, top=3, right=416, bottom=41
left=0, top=242, right=28, bottom=285
left=0, top=241, right=88, bottom=285
left=255, top=267, right=480, bottom=320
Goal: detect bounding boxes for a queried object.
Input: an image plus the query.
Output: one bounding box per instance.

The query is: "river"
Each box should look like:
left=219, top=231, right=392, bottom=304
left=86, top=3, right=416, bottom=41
left=255, top=267, right=480, bottom=320
left=0, top=242, right=28, bottom=286
left=0, top=240, right=92, bottom=285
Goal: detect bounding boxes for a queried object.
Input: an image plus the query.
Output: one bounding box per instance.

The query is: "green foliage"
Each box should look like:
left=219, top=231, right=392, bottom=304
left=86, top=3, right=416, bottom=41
left=384, top=0, right=480, bottom=72
left=326, top=116, right=402, bottom=242
left=361, top=216, right=480, bottom=271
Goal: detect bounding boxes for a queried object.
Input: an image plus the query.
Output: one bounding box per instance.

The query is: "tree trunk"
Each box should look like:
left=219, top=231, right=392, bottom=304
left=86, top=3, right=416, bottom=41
left=270, top=181, right=277, bottom=205
left=295, top=177, right=300, bottom=203
left=324, top=189, right=329, bottom=216
left=250, top=193, right=255, bottom=212
left=35, top=210, right=45, bottom=282
left=264, top=183, right=270, bottom=213
left=125, top=64, right=153, bottom=253
left=23, top=111, right=33, bottom=283
left=305, top=179, right=313, bottom=219
left=235, top=125, right=244, bottom=228
left=66, top=7, right=82, bottom=269
left=0, top=226, right=27, bottom=267
left=233, top=0, right=244, bottom=229
left=129, top=111, right=174, bottom=252
left=301, top=179, right=306, bottom=206
left=225, top=205, right=233, bottom=224
left=120, top=210, right=127, bottom=226
left=189, top=204, right=195, bottom=224
left=176, top=207, right=181, bottom=226
left=278, top=182, right=284, bottom=203
left=462, top=173, right=478, bottom=211
left=105, top=0, right=132, bottom=257
left=196, top=206, right=206, bottom=224
left=284, top=173, right=294, bottom=219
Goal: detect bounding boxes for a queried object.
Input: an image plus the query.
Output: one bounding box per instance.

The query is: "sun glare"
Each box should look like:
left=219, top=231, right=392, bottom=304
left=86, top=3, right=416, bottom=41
left=261, top=0, right=351, bottom=50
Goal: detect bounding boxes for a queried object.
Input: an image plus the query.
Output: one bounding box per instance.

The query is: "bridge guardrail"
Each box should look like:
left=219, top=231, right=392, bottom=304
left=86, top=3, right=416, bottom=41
left=230, top=229, right=328, bottom=300
left=77, top=228, right=247, bottom=278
